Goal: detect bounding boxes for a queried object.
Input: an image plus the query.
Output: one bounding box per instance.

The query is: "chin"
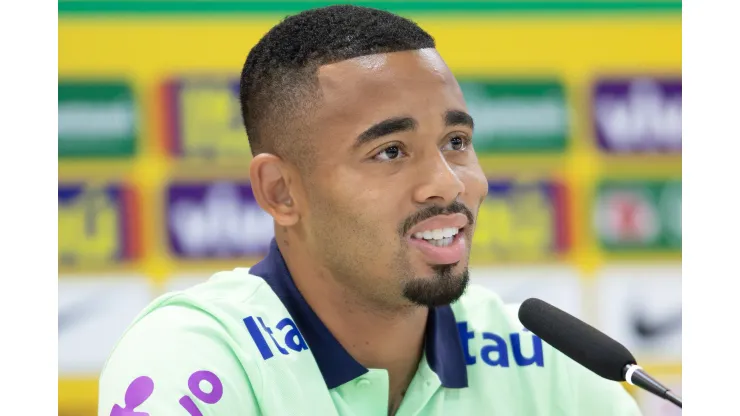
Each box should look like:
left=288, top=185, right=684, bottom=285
left=401, top=270, right=469, bottom=307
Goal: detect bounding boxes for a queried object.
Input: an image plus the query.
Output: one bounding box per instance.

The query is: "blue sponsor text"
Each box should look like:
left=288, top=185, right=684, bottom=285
left=458, top=321, right=544, bottom=367
left=244, top=316, right=309, bottom=360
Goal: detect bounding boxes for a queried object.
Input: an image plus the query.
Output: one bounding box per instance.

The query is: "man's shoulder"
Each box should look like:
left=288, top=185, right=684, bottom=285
left=168, top=267, right=270, bottom=303
left=98, top=269, right=272, bottom=415
left=101, top=268, right=288, bottom=372
left=148, top=268, right=279, bottom=319
left=112, top=268, right=284, bottom=350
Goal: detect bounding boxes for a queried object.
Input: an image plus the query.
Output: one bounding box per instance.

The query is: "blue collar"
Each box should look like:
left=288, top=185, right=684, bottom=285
left=249, top=239, right=469, bottom=389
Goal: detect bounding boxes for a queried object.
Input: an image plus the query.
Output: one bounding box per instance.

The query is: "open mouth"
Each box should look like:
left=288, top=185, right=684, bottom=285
left=411, top=226, right=465, bottom=247
left=405, top=213, right=470, bottom=264
left=407, top=225, right=467, bottom=265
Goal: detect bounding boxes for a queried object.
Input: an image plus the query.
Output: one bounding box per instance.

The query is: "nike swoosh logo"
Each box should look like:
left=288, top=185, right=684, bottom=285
left=631, top=309, right=682, bottom=339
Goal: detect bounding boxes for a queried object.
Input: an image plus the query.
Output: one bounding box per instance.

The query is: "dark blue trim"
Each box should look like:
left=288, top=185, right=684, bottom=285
left=249, top=239, right=468, bottom=389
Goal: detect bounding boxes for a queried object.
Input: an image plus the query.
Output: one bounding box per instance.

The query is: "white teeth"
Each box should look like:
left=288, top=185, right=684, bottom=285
left=430, top=236, right=454, bottom=247
left=413, top=227, right=460, bottom=240
left=442, top=227, right=458, bottom=238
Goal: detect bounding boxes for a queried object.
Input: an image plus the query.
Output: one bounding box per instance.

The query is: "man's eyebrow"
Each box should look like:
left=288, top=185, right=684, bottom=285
left=445, top=110, right=475, bottom=130
left=355, top=117, right=417, bottom=147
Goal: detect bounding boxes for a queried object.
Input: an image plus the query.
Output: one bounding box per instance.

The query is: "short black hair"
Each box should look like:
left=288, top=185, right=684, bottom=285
left=239, top=5, right=435, bottom=161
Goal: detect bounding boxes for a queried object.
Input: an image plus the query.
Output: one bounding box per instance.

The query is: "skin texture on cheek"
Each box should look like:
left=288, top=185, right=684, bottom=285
left=303, top=175, right=408, bottom=308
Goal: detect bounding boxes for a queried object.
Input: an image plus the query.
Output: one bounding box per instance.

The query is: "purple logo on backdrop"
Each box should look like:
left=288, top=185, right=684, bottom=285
left=592, top=77, right=681, bottom=153
left=167, top=181, right=274, bottom=258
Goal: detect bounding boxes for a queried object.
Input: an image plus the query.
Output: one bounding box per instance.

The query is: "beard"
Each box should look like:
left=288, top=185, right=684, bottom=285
left=400, top=264, right=470, bottom=307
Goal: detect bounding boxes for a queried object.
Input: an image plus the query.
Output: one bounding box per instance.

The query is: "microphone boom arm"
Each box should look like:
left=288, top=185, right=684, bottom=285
left=623, top=364, right=682, bottom=409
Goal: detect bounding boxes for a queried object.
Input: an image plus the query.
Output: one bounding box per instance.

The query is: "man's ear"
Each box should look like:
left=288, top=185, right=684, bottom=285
left=249, top=153, right=300, bottom=227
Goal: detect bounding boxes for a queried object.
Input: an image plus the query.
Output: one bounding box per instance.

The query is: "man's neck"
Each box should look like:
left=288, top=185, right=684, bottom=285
left=278, top=238, right=426, bottom=413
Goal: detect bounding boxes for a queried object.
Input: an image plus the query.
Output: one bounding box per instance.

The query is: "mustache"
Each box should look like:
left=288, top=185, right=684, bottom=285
left=399, top=201, right=475, bottom=237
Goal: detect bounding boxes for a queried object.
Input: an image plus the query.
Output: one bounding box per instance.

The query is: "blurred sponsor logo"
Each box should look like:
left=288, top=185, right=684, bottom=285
left=471, top=180, right=569, bottom=262
left=592, top=77, right=681, bottom=153
left=166, top=181, right=273, bottom=259
left=594, top=266, right=681, bottom=362
left=459, top=79, right=569, bottom=153
left=471, top=266, right=583, bottom=318
left=59, top=276, right=154, bottom=375
left=58, top=81, right=137, bottom=158
left=58, top=183, right=140, bottom=266
left=163, top=77, right=250, bottom=161
left=593, top=180, right=681, bottom=252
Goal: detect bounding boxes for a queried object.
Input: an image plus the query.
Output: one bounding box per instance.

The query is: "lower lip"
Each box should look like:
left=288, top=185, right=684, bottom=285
left=407, top=231, right=466, bottom=265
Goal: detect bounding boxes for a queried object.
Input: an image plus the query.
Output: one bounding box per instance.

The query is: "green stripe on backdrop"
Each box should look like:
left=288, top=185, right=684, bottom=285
left=59, top=1, right=682, bottom=15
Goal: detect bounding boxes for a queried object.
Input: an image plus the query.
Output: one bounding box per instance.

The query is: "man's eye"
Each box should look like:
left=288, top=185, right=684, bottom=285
left=374, top=145, right=405, bottom=161
left=442, top=135, right=469, bottom=151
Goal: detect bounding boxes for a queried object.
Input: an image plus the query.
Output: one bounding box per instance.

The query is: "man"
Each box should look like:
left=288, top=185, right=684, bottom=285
left=99, top=5, right=641, bottom=415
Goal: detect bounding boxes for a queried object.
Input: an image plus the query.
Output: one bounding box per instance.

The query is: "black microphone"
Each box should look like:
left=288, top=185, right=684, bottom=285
left=518, top=298, right=682, bottom=409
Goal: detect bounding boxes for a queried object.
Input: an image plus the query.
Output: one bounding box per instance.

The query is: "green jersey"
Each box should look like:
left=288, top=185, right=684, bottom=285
left=99, top=240, right=641, bottom=415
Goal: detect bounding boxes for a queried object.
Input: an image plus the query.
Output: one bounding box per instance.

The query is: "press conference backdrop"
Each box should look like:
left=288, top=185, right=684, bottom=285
left=58, top=1, right=682, bottom=414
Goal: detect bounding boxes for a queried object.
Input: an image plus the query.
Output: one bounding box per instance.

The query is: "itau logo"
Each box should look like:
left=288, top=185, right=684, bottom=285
left=593, top=77, right=681, bottom=152
left=167, top=181, right=274, bottom=258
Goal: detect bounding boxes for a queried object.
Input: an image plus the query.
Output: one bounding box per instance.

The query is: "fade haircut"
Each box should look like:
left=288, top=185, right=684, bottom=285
left=239, top=5, right=435, bottom=165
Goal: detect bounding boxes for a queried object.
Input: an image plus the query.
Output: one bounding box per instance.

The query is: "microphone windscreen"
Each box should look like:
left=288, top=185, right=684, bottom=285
left=518, top=298, right=636, bottom=381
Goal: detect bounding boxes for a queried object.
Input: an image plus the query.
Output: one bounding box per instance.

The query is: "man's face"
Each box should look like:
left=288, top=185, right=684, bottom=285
left=297, top=49, right=488, bottom=309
